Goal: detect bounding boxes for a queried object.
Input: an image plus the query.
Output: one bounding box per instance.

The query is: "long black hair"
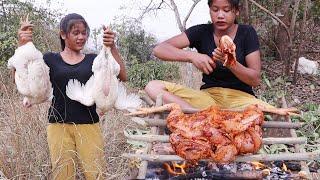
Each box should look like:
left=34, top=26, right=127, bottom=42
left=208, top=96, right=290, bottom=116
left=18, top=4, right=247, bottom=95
left=208, top=0, right=240, bottom=10
left=59, top=13, right=90, bottom=50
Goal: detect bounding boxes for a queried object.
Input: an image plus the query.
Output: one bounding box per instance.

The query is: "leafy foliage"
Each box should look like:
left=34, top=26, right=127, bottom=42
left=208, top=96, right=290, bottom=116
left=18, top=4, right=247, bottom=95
left=127, top=56, right=180, bottom=88
left=0, top=0, right=61, bottom=66
left=109, top=18, right=181, bottom=88
left=112, top=18, right=157, bottom=65
left=293, top=103, right=320, bottom=152
left=257, top=72, right=320, bottom=164
left=311, top=0, right=320, bottom=24
left=256, top=72, right=290, bottom=106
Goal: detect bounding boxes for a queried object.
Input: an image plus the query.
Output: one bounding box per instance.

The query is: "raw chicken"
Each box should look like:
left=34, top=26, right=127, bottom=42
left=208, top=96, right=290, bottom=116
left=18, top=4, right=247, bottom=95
left=7, top=16, right=53, bottom=107
left=66, top=46, right=142, bottom=115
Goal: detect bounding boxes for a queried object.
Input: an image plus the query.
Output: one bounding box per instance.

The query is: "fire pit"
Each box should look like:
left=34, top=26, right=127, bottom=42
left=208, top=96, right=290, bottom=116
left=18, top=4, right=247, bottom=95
left=144, top=160, right=310, bottom=179
left=124, top=96, right=319, bottom=179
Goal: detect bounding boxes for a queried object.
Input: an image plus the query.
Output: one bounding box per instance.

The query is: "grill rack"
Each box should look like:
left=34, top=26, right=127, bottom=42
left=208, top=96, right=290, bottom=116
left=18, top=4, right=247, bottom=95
left=123, top=94, right=318, bottom=179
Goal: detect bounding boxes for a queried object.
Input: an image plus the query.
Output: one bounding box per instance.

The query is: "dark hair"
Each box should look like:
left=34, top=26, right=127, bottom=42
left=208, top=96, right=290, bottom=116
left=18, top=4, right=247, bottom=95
left=59, top=13, right=90, bottom=50
left=208, top=0, right=240, bottom=10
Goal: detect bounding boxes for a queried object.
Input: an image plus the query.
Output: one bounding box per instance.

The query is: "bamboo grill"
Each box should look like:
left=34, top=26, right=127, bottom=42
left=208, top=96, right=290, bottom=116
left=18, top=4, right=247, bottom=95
left=124, top=95, right=318, bottom=179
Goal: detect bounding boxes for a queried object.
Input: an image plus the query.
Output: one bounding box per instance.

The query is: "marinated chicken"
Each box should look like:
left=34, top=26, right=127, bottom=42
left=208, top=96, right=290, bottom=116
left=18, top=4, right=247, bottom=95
left=128, top=103, right=298, bottom=164
left=219, top=35, right=237, bottom=68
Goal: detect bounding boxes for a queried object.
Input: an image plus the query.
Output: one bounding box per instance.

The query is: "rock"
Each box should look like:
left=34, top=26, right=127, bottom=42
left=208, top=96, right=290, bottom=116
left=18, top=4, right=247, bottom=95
left=295, top=57, right=319, bottom=75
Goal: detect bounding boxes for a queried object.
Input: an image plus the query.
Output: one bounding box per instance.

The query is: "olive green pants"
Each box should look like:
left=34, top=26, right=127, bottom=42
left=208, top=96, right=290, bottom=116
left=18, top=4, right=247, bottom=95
left=47, top=123, right=106, bottom=180
left=163, top=81, right=274, bottom=110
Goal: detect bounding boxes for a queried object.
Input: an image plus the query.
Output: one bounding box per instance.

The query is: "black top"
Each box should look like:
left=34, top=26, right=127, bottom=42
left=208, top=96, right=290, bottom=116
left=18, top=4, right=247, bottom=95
left=44, top=53, right=99, bottom=124
left=185, top=23, right=260, bottom=95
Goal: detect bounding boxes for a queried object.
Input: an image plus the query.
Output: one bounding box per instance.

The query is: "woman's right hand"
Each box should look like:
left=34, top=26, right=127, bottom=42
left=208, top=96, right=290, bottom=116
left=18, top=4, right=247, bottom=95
left=18, top=22, right=34, bottom=46
left=189, top=52, right=216, bottom=75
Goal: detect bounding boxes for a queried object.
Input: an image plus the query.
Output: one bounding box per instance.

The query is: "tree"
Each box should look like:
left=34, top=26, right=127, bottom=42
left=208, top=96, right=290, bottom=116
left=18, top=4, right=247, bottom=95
left=137, top=0, right=202, bottom=87
left=112, top=18, right=157, bottom=64
left=244, top=0, right=317, bottom=78
left=110, top=18, right=180, bottom=88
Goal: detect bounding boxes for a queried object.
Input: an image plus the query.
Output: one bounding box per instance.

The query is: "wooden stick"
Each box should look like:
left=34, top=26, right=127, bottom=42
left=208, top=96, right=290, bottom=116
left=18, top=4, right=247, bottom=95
left=126, top=134, right=306, bottom=144
left=131, top=117, right=303, bottom=129
left=136, top=95, right=162, bottom=179
left=282, top=96, right=312, bottom=179
left=130, top=104, right=300, bottom=116
left=262, top=121, right=303, bottom=128
left=123, top=151, right=320, bottom=162
left=138, top=90, right=155, bottom=106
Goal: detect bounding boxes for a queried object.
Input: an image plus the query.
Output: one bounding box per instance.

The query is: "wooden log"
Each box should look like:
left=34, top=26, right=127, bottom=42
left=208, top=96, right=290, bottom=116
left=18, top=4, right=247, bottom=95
left=126, top=134, right=307, bottom=144
left=122, top=151, right=320, bottom=162
left=131, top=117, right=303, bottom=129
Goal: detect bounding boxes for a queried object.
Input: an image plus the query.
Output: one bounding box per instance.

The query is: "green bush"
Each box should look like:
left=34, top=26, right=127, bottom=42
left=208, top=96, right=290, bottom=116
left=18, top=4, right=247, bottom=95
left=0, top=0, right=61, bottom=66
left=127, top=56, right=180, bottom=88
left=311, top=0, right=320, bottom=24
left=292, top=103, right=320, bottom=151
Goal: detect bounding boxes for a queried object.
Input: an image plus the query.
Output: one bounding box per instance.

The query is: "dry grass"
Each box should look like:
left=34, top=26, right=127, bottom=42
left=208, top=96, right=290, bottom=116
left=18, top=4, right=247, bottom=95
left=0, top=60, right=207, bottom=179
left=0, top=68, right=51, bottom=179
left=0, top=67, right=143, bottom=179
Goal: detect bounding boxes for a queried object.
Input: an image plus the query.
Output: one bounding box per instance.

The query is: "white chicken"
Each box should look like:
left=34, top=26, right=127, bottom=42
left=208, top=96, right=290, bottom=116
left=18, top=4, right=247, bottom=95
left=66, top=46, right=142, bottom=115
left=7, top=41, right=53, bottom=107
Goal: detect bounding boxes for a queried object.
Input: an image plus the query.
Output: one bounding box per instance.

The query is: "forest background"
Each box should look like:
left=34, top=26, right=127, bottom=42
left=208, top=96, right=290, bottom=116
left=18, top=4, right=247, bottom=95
left=0, top=0, right=319, bottom=179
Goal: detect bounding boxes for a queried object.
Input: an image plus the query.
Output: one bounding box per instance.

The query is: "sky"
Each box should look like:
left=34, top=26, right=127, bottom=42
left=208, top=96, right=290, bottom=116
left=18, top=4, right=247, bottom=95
left=28, top=0, right=211, bottom=41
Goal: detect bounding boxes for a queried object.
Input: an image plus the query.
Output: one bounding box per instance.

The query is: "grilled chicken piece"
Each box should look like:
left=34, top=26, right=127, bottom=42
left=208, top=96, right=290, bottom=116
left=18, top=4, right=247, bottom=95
left=219, top=35, right=237, bottom=68
left=127, top=103, right=299, bottom=164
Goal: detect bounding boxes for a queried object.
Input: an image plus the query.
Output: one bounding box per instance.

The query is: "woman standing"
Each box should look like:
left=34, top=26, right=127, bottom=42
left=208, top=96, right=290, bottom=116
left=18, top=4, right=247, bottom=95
left=18, top=13, right=126, bottom=179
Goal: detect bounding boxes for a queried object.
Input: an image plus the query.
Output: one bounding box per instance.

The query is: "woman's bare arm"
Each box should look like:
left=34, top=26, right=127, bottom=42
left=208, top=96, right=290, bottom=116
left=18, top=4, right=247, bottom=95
left=153, top=33, right=216, bottom=75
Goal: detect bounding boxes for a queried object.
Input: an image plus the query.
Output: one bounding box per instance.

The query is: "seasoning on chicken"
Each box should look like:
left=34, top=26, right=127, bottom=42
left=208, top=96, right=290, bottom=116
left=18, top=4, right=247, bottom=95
left=127, top=103, right=299, bottom=164
left=7, top=16, right=53, bottom=107
left=218, top=35, right=237, bottom=68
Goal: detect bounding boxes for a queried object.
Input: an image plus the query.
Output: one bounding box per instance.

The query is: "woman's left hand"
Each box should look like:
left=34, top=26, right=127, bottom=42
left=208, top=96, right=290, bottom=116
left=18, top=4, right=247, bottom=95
left=103, top=26, right=115, bottom=48
left=212, top=48, right=227, bottom=65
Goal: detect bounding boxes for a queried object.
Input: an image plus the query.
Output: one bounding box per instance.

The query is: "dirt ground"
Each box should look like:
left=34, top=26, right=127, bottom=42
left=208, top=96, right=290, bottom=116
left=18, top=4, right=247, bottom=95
left=260, top=58, right=319, bottom=105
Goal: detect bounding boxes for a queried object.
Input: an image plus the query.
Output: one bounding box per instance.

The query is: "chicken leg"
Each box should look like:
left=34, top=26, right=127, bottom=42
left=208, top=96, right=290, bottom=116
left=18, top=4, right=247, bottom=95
left=256, top=104, right=300, bottom=116
left=126, top=103, right=299, bottom=117
left=125, top=103, right=178, bottom=116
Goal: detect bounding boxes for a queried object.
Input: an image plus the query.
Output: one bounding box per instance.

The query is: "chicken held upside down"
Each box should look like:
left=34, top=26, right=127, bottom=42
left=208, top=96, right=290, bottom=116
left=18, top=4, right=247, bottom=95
left=128, top=103, right=298, bottom=164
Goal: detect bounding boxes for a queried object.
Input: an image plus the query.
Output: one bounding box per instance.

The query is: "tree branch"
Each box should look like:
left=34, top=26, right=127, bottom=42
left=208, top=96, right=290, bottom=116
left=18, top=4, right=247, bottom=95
left=182, top=0, right=201, bottom=30
left=138, top=0, right=165, bottom=20
left=290, top=0, right=302, bottom=36
left=259, top=36, right=283, bottom=63
left=169, top=0, right=184, bottom=32
left=293, top=0, right=309, bottom=84
left=248, top=0, right=292, bottom=43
